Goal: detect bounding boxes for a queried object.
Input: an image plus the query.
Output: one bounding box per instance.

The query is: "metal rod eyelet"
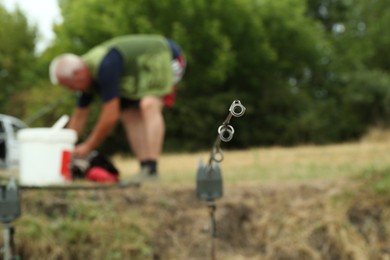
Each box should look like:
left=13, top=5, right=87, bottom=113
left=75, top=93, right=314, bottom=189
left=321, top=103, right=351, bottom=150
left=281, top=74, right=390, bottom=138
left=211, top=149, right=224, bottom=162
left=218, top=125, right=234, bottom=142
left=229, top=100, right=246, bottom=117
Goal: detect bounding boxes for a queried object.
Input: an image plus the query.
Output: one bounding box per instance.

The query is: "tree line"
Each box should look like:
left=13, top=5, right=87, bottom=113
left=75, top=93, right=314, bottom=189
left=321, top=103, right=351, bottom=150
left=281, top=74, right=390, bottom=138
left=1, top=0, right=390, bottom=154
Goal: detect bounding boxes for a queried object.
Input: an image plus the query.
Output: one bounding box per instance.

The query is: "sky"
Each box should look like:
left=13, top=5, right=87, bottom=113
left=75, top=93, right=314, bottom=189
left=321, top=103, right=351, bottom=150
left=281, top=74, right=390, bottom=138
left=2, top=0, right=62, bottom=53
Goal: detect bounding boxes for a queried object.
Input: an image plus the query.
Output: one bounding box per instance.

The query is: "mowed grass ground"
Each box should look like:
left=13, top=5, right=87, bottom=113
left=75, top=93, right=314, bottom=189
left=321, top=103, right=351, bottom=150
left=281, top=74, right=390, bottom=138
left=102, top=129, right=390, bottom=259
left=113, top=128, right=390, bottom=186
left=2, top=128, right=390, bottom=259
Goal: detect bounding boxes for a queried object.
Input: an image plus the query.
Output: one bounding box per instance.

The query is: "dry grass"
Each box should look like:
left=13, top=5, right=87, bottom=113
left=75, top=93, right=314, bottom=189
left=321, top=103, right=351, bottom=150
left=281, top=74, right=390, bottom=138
left=3, top=128, right=390, bottom=259
left=113, top=131, right=390, bottom=186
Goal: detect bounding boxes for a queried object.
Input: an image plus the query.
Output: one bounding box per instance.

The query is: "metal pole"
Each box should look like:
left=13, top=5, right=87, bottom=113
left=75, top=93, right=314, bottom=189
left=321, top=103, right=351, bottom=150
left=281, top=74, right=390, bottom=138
left=198, top=100, right=245, bottom=260
left=208, top=201, right=217, bottom=260
left=2, top=223, right=11, bottom=260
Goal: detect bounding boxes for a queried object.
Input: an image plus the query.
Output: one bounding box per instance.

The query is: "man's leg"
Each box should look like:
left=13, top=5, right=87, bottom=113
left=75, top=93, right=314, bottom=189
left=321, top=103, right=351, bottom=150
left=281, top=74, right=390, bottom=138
left=121, top=96, right=165, bottom=177
left=121, top=108, right=148, bottom=161
left=139, top=96, right=165, bottom=162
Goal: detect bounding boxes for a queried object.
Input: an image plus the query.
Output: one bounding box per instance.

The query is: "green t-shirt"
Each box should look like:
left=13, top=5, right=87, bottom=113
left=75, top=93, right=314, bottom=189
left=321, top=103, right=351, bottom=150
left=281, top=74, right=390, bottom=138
left=82, top=35, right=173, bottom=100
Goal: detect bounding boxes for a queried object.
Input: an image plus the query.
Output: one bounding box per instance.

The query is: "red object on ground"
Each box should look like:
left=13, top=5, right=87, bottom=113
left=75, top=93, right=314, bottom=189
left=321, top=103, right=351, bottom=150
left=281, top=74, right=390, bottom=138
left=86, top=166, right=119, bottom=183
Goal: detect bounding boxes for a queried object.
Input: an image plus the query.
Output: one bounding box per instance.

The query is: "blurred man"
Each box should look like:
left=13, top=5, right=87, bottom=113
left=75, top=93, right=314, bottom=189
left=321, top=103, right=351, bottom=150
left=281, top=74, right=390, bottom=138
left=49, top=35, right=186, bottom=182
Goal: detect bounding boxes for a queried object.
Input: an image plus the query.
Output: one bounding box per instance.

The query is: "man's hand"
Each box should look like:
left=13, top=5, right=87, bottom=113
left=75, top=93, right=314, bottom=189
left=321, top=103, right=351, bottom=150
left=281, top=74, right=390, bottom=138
left=74, top=142, right=93, bottom=158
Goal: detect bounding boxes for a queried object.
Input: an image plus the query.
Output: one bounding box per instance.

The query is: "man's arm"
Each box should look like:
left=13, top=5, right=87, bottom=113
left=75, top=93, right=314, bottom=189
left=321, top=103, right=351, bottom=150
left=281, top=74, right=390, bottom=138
left=74, top=97, right=120, bottom=157
left=73, top=49, right=123, bottom=157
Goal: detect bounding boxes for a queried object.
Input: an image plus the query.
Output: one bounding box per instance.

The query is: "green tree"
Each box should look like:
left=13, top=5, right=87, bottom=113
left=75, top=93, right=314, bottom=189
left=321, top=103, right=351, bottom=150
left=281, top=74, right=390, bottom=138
left=0, top=5, right=37, bottom=117
left=45, top=0, right=333, bottom=152
left=306, top=0, right=351, bottom=32
left=309, top=0, right=390, bottom=141
left=351, top=0, right=390, bottom=71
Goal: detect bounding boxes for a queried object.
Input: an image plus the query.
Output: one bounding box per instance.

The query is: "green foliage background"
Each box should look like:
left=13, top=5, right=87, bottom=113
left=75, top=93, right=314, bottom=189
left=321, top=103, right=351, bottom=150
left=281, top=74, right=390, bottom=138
left=2, top=0, right=390, bottom=154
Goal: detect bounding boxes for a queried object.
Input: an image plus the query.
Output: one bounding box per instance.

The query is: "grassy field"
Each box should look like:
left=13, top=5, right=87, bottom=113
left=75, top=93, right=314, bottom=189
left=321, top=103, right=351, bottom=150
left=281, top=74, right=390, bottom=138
left=114, top=131, right=390, bottom=186
left=2, top=129, right=390, bottom=259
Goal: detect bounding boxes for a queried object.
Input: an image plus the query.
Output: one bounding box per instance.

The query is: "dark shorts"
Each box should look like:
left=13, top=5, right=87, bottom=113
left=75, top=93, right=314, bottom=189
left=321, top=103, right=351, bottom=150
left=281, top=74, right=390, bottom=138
left=120, top=86, right=178, bottom=111
left=120, top=98, right=140, bottom=110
